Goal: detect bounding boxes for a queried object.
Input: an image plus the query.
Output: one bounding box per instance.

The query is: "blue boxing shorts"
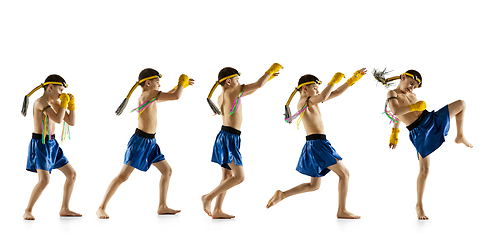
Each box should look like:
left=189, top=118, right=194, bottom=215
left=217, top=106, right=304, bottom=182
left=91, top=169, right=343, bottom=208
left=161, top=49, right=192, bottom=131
left=211, top=126, right=242, bottom=170
left=26, top=133, right=69, bottom=173
left=124, top=128, right=165, bottom=172
left=407, top=106, right=450, bottom=159
left=296, top=134, right=342, bottom=177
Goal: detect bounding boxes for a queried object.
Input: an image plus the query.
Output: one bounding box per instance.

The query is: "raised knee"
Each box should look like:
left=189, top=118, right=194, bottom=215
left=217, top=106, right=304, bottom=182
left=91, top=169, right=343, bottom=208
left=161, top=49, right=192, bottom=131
left=460, top=100, right=466, bottom=109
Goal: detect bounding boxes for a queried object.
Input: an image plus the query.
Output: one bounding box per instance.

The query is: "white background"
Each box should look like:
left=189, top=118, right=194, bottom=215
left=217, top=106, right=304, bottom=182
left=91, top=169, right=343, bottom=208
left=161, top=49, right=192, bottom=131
left=1, top=0, right=498, bottom=239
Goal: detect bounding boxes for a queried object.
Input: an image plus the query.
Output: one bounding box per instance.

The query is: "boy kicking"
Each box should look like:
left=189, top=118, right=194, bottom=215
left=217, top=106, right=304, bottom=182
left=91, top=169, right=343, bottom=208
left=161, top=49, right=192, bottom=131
left=96, top=68, right=194, bottom=218
left=267, top=68, right=366, bottom=219
left=202, top=63, right=282, bottom=219
left=22, top=74, right=80, bottom=220
left=376, top=69, right=472, bottom=220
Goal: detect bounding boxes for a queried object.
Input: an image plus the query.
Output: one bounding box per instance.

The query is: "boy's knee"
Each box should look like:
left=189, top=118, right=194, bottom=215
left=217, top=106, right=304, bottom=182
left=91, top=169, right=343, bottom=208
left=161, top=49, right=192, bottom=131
left=419, top=166, right=430, bottom=176
left=116, top=173, right=130, bottom=183
left=164, top=167, right=172, bottom=178
left=233, top=174, right=245, bottom=185
left=310, top=181, right=321, bottom=191
left=38, top=177, right=50, bottom=187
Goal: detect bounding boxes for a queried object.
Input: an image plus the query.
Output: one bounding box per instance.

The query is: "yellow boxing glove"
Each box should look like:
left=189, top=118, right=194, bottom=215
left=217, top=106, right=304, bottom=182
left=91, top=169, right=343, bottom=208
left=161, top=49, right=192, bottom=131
left=389, top=128, right=399, bottom=145
left=59, top=93, right=70, bottom=109
left=409, top=101, right=426, bottom=112
left=68, top=94, right=75, bottom=111
left=346, top=70, right=364, bottom=86
left=265, top=63, right=283, bottom=81
left=328, top=72, right=344, bottom=87
left=178, top=74, right=190, bottom=89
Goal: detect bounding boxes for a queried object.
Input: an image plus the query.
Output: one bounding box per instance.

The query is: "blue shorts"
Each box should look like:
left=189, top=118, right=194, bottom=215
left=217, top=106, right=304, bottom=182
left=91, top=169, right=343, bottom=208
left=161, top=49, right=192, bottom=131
left=26, top=133, right=69, bottom=173
left=296, top=134, right=342, bottom=177
left=211, top=126, right=242, bottom=170
left=124, top=129, right=165, bottom=172
left=407, top=106, right=450, bottom=159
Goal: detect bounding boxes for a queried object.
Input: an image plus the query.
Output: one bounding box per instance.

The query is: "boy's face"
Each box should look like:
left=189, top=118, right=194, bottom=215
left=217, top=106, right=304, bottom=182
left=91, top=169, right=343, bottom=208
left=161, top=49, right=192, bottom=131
left=304, top=83, right=319, bottom=96
left=400, top=75, right=419, bottom=94
left=226, top=76, right=240, bottom=87
left=148, top=78, right=161, bottom=90
left=49, top=85, right=65, bottom=100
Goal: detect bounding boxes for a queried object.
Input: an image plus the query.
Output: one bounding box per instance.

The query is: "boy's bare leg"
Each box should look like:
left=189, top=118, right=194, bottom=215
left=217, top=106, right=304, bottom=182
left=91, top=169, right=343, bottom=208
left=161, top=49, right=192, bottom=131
left=153, top=160, right=180, bottom=215
left=24, top=170, right=50, bottom=220
left=266, top=177, right=321, bottom=208
left=202, top=161, right=244, bottom=218
left=96, top=164, right=134, bottom=219
left=58, top=163, right=81, bottom=217
left=448, top=100, right=473, bottom=148
left=416, top=154, right=430, bottom=220
left=327, top=161, right=360, bottom=219
left=212, top=168, right=234, bottom=219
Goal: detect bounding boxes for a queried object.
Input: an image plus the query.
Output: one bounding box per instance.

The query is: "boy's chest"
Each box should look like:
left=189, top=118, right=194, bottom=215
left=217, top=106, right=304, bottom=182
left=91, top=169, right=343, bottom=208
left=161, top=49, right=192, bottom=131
left=397, top=93, right=418, bottom=105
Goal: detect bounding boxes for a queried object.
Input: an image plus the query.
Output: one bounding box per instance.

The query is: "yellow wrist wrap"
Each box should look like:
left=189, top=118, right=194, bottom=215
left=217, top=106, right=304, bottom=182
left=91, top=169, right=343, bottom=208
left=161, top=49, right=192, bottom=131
left=68, top=94, right=75, bottom=111
left=59, top=93, right=70, bottom=109
left=328, top=72, right=344, bottom=87
left=409, top=101, right=426, bottom=112
left=346, top=70, right=364, bottom=86
left=178, top=74, right=190, bottom=89
left=389, top=128, right=399, bottom=145
left=265, top=63, right=283, bottom=81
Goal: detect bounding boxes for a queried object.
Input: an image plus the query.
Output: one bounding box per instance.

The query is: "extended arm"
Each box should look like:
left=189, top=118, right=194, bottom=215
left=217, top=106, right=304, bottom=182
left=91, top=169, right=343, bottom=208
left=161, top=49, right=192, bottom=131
left=157, top=74, right=194, bottom=102
left=325, top=82, right=350, bottom=101
left=242, top=63, right=282, bottom=97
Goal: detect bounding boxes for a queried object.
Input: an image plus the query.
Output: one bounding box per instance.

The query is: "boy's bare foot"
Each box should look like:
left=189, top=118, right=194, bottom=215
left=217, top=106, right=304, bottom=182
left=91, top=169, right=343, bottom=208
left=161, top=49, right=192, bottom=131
left=337, top=210, right=361, bottom=219
left=455, top=136, right=473, bottom=148
left=266, top=190, right=283, bottom=208
left=212, top=210, right=235, bottom=219
left=201, top=195, right=212, bottom=217
left=416, top=206, right=429, bottom=220
left=157, top=206, right=181, bottom=215
left=59, top=209, right=82, bottom=217
left=96, top=208, right=109, bottom=219
left=23, top=211, right=35, bottom=220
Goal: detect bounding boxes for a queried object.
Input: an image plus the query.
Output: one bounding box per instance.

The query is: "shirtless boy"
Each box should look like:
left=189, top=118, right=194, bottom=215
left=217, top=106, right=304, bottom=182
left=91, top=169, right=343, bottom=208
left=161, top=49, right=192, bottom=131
left=267, top=68, right=367, bottom=219
left=23, top=74, right=80, bottom=220
left=96, top=68, right=194, bottom=219
left=383, top=70, right=472, bottom=220
left=202, top=63, right=282, bottom=219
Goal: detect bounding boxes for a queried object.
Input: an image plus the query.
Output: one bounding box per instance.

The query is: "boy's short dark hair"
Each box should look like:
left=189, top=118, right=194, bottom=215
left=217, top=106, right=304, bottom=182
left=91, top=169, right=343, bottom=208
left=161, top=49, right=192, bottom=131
left=298, top=74, right=320, bottom=90
left=43, top=74, right=67, bottom=90
left=138, top=68, right=161, bottom=87
left=218, top=67, right=239, bottom=86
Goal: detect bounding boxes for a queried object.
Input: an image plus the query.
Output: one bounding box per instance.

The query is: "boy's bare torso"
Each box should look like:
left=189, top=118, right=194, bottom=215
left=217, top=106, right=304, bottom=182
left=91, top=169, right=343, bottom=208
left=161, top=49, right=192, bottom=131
left=138, top=90, right=159, bottom=134
left=298, top=96, right=324, bottom=135
left=218, top=87, right=243, bottom=130
left=390, top=90, right=423, bottom=125
left=33, top=98, right=61, bottom=134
